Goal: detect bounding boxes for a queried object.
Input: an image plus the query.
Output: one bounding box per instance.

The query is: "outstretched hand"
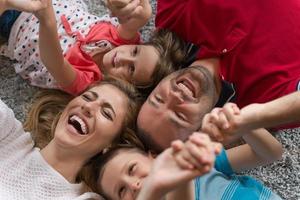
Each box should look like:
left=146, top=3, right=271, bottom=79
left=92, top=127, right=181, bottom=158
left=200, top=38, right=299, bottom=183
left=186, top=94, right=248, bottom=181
left=201, top=102, right=249, bottom=143
left=106, top=0, right=151, bottom=24
left=140, top=148, right=202, bottom=198
left=171, top=132, right=222, bottom=172
left=2, top=0, right=49, bottom=13
left=139, top=133, right=221, bottom=199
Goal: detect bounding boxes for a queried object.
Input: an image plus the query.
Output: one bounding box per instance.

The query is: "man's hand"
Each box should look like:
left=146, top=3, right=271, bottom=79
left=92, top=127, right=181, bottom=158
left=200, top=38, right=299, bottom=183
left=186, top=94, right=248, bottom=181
left=201, top=103, right=247, bottom=142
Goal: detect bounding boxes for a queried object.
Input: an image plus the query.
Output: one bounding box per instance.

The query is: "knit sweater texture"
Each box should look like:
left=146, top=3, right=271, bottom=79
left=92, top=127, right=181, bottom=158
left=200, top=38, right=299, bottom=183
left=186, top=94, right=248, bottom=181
left=0, top=99, right=101, bottom=200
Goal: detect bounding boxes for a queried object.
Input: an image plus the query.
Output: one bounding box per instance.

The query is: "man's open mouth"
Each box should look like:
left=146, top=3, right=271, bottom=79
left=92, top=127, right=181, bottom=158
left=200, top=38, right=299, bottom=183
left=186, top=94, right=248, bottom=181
left=112, top=52, right=117, bottom=68
left=68, top=115, right=88, bottom=135
left=176, top=77, right=196, bottom=98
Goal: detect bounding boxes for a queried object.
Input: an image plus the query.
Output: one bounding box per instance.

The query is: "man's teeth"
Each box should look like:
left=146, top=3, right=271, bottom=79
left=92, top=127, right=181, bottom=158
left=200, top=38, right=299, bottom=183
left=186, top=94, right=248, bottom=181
left=70, top=115, right=88, bottom=135
left=178, top=82, right=193, bottom=97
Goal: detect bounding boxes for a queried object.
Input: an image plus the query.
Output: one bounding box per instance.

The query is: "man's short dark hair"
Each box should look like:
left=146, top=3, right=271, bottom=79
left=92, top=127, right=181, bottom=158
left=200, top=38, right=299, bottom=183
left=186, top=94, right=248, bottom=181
left=137, top=127, right=164, bottom=154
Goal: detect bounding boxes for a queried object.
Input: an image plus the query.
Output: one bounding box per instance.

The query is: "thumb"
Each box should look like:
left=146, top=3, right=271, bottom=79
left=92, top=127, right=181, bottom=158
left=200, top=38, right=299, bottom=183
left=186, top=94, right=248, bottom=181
left=171, top=140, right=184, bottom=153
left=131, top=5, right=143, bottom=18
left=213, top=142, right=223, bottom=155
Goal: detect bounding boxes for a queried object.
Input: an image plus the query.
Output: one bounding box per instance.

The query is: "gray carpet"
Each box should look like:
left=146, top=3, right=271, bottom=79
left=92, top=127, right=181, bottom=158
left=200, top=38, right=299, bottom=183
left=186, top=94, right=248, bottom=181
left=0, top=1, right=299, bottom=199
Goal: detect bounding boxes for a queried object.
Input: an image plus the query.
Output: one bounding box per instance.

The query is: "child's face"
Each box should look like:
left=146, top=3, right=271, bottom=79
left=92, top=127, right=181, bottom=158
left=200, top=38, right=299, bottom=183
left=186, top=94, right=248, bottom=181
left=100, top=149, right=154, bottom=200
left=102, top=45, right=159, bottom=86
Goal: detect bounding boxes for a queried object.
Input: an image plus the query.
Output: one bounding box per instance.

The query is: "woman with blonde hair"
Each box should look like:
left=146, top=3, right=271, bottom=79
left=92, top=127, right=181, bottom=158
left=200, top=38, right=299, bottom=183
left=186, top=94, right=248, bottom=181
left=0, top=77, right=141, bottom=199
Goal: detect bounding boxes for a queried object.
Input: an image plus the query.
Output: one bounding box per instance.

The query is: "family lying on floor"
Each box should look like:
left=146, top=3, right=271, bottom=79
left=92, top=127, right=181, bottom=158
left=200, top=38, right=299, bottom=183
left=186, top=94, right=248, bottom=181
left=1, top=0, right=300, bottom=199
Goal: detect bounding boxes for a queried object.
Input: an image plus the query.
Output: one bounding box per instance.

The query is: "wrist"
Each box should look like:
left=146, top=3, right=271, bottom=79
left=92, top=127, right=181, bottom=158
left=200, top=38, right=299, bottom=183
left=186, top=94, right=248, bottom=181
left=34, top=3, right=54, bottom=21
left=137, top=176, right=164, bottom=200
left=240, top=103, right=263, bottom=131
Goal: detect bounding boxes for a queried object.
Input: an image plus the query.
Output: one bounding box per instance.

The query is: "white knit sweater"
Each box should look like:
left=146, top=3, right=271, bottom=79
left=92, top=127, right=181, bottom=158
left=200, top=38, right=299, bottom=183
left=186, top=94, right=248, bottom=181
left=0, top=99, right=101, bottom=200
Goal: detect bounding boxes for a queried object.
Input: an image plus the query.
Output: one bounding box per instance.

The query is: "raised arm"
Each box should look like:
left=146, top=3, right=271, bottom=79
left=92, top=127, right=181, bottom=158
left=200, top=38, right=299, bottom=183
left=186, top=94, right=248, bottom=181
left=34, top=0, right=76, bottom=88
left=137, top=133, right=221, bottom=200
left=4, top=0, right=76, bottom=87
left=166, top=133, right=221, bottom=200
left=240, top=91, right=300, bottom=130
left=205, top=92, right=300, bottom=141
left=226, top=128, right=283, bottom=172
left=202, top=104, right=283, bottom=172
left=106, top=0, right=152, bottom=40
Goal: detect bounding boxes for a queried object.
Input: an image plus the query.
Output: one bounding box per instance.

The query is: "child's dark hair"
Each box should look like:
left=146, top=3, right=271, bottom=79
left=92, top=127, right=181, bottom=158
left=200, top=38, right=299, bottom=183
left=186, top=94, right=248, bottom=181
left=81, top=144, right=146, bottom=199
left=140, top=28, right=190, bottom=96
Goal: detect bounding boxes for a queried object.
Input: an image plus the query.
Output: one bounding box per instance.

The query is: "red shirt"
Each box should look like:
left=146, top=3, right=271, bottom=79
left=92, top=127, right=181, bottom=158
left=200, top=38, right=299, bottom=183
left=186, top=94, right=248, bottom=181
left=156, top=0, right=300, bottom=129
left=61, top=16, right=140, bottom=95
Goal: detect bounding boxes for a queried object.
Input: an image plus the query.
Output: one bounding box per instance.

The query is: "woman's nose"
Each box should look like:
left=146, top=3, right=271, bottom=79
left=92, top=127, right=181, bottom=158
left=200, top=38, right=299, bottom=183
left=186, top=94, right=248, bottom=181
left=81, top=102, right=97, bottom=117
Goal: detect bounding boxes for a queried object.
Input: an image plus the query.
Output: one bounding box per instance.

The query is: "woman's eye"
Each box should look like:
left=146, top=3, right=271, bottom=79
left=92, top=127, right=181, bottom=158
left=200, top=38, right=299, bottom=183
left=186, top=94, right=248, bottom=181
left=82, top=94, right=92, bottom=101
left=101, top=108, right=113, bottom=121
left=175, top=112, right=186, bottom=121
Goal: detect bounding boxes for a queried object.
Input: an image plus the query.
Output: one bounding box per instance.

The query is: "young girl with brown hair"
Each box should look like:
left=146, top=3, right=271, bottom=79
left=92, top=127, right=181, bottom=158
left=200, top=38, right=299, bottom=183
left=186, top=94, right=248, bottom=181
left=0, top=0, right=189, bottom=95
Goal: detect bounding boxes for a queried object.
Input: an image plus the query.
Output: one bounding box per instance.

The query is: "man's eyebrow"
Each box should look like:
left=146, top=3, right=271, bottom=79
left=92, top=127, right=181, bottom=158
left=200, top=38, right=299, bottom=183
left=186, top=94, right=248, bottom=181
left=147, top=97, right=159, bottom=108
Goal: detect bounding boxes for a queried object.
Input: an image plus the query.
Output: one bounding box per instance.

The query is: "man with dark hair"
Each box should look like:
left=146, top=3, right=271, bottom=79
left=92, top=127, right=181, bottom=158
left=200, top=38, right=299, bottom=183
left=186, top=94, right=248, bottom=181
left=137, top=0, right=300, bottom=150
left=137, top=59, right=226, bottom=150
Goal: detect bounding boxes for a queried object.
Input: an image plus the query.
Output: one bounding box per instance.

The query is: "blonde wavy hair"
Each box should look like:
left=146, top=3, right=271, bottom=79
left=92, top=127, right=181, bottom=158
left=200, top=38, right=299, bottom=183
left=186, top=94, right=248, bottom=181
left=24, top=76, right=143, bottom=152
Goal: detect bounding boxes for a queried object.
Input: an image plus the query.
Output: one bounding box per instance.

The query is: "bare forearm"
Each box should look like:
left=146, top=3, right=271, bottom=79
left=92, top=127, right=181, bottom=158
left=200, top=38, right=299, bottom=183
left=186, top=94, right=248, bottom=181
left=243, top=129, right=283, bottom=163
left=117, top=0, right=152, bottom=40
left=241, top=92, right=300, bottom=129
left=36, top=6, right=75, bottom=87
left=37, top=6, right=63, bottom=66
left=228, top=128, right=283, bottom=172
left=166, top=181, right=194, bottom=200
left=137, top=178, right=164, bottom=200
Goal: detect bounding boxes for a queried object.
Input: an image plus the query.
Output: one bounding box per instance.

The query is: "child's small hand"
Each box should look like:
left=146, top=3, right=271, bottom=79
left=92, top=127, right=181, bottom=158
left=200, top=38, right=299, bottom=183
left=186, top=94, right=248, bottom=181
left=140, top=134, right=221, bottom=199
left=201, top=103, right=244, bottom=142
left=106, top=0, right=151, bottom=24
left=4, top=0, right=49, bottom=13
left=171, top=133, right=222, bottom=174
left=106, top=0, right=140, bottom=23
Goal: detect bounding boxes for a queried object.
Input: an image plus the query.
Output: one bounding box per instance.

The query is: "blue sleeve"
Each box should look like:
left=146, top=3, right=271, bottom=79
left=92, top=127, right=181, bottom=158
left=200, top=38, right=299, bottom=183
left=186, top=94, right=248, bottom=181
left=214, top=148, right=234, bottom=176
